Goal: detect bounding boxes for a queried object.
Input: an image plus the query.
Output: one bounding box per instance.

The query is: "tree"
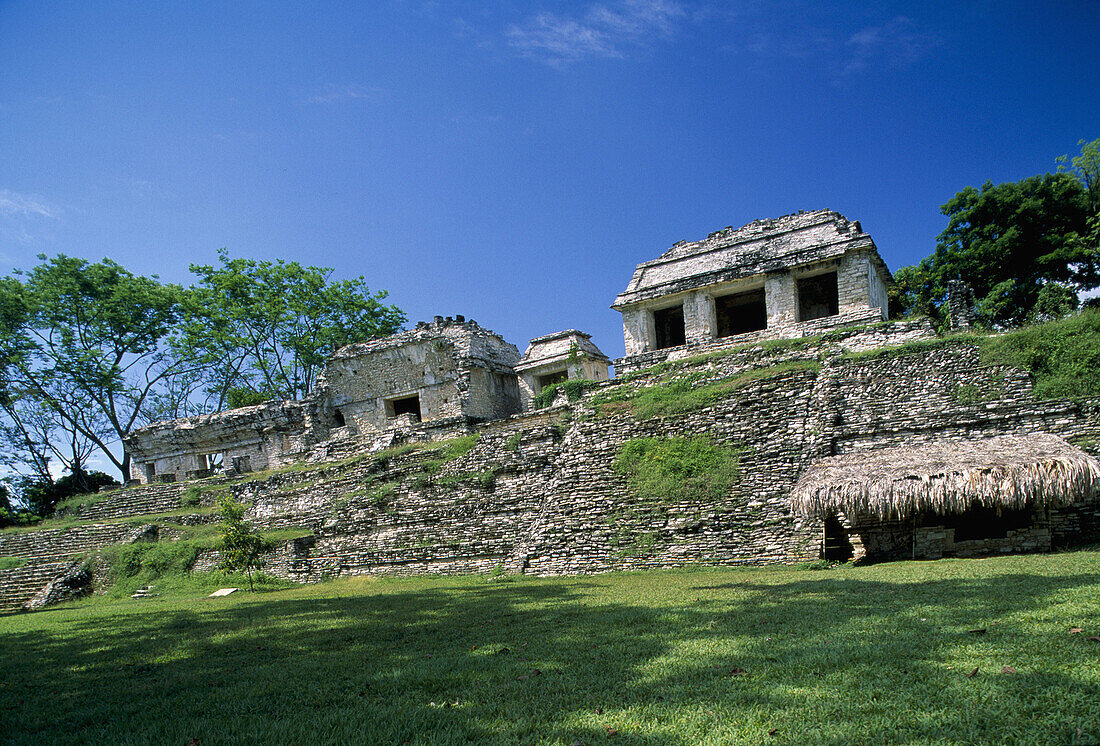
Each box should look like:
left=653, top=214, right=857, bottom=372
left=1059, top=138, right=1100, bottom=215
left=181, top=250, right=406, bottom=406
left=0, top=255, right=192, bottom=481
left=18, top=470, right=119, bottom=518
left=214, top=495, right=270, bottom=591
left=892, top=170, right=1094, bottom=326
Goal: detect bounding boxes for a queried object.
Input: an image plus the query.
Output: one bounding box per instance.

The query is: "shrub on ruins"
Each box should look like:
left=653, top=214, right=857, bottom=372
left=533, top=378, right=597, bottom=409
left=891, top=139, right=1100, bottom=326
left=214, top=494, right=271, bottom=592
left=181, top=249, right=406, bottom=406
left=613, top=436, right=741, bottom=504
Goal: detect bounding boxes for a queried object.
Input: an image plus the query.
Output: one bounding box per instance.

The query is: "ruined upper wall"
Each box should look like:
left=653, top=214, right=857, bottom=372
left=321, top=316, right=523, bottom=431
left=612, top=209, right=889, bottom=309
left=514, top=329, right=612, bottom=408
left=125, top=399, right=325, bottom=483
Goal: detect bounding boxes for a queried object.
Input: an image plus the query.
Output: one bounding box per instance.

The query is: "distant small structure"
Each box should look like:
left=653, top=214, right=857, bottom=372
left=514, top=330, right=611, bottom=408
left=612, top=209, right=891, bottom=371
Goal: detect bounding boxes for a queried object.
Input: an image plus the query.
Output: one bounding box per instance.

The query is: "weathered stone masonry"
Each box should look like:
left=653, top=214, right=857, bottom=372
left=3, top=208, right=1099, bottom=612
left=123, top=335, right=1098, bottom=585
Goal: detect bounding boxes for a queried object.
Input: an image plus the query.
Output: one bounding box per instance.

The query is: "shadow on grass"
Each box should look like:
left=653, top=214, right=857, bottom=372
left=2, top=566, right=1099, bottom=745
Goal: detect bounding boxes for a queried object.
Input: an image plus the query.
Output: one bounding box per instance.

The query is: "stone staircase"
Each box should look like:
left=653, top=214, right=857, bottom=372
left=58, top=483, right=182, bottom=521
left=0, top=524, right=140, bottom=564
left=0, top=561, right=74, bottom=614
left=0, top=523, right=163, bottom=614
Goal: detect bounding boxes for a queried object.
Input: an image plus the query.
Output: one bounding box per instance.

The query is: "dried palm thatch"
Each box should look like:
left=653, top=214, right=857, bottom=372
left=791, top=434, right=1100, bottom=520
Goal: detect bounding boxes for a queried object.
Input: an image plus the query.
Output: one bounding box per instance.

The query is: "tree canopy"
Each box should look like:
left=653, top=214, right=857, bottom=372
left=0, top=251, right=404, bottom=507
left=0, top=255, right=188, bottom=485
left=181, top=250, right=406, bottom=406
left=892, top=139, right=1099, bottom=326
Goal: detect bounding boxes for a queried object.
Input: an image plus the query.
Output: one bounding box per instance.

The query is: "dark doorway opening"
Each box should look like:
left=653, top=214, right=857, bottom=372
left=653, top=305, right=686, bottom=349
left=798, top=272, right=839, bottom=321
left=715, top=289, right=767, bottom=337
left=931, top=505, right=1033, bottom=541
left=823, top=513, right=854, bottom=561
left=537, top=371, right=568, bottom=391
left=332, top=408, right=346, bottom=427
left=387, top=395, right=422, bottom=421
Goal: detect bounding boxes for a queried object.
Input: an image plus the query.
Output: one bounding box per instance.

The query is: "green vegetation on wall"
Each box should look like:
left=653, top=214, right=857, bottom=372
left=592, top=361, right=820, bottom=420
left=614, top=436, right=741, bottom=504
left=978, top=309, right=1100, bottom=401
left=533, top=378, right=598, bottom=409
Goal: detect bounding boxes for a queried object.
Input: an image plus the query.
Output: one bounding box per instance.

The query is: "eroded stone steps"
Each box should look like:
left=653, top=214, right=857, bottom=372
left=61, top=488, right=181, bottom=522
left=0, top=524, right=139, bottom=564
left=0, top=561, right=73, bottom=614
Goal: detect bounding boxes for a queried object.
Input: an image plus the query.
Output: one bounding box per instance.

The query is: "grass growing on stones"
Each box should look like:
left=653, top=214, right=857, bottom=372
left=590, top=361, right=820, bottom=420
left=978, top=309, right=1100, bottom=401
left=2, top=551, right=1099, bottom=745
left=0, top=556, right=28, bottom=570
left=843, top=310, right=1100, bottom=402
left=614, top=437, right=740, bottom=503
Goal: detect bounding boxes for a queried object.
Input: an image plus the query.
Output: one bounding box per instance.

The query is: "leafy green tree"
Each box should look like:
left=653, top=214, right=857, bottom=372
left=18, top=470, right=119, bottom=517
left=891, top=169, right=1094, bottom=326
left=1059, top=138, right=1100, bottom=215
left=182, top=249, right=405, bottom=406
left=214, top=495, right=270, bottom=591
left=933, top=172, right=1092, bottom=325
left=225, top=387, right=268, bottom=409
left=0, top=255, right=191, bottom=481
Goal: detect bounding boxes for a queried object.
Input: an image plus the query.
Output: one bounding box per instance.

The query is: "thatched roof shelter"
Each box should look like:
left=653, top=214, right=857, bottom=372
left=791, top=434, right=1100, bottom=520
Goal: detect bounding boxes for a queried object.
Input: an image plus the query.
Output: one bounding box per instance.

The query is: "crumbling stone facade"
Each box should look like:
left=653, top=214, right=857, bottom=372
left=514, top=330, right=611, bottom=408
left=612, top=210, right=891, bottom=372
left=321, top=315, right=523, bottom=434
left=126, top=316, right=527, bottom=483
left=126, top=400, right=328, bottom=484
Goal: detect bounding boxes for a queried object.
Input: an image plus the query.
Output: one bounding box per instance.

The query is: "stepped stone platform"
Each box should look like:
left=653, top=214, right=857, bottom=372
left=56, top=482, right=185, bottom=522
left=0, top=561, right=74, bottom=614
left=3, top=325, right=1100, bottom=614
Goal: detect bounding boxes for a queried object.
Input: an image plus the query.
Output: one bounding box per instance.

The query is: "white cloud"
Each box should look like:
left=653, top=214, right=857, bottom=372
left=0, top=189, right=59, bottom=246
left=0, top=189, right=57, bottom=219
left=305, top=84, right=384, bottom=104
left=842, top=16, right=939, bottom=75
left=507, top=0, right=687, bottom=66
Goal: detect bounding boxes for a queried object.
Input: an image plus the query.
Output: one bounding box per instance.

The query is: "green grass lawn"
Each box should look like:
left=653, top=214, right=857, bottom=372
left=2, top=552, right=1099, bottom=745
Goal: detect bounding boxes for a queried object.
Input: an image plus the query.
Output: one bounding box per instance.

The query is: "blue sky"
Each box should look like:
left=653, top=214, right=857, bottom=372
left=1, top=0, right=1098, bottom=362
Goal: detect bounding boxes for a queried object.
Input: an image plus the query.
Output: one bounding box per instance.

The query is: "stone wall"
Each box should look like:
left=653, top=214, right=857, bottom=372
left=321, top=317, right=523, bottom=431
left=226, top=336, right=1097, bottom=578
left=324, top=338, right=465, bottom=429
left=4, top=331, right=1099, bottom=608
left=0, top=524, right=145, bottom=563
left=615, top=317, right=934, bottom=376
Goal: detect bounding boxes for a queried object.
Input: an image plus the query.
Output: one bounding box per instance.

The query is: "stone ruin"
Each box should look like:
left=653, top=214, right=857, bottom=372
left=130, top=209, right=895, bottom=484
left=514, top=330, right=611, bottom=409
left=126, top=315, right=611, bottom=483
left=612, top=209, right=892, bottom=373
left=4, top=208, right=1099, bottom=614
